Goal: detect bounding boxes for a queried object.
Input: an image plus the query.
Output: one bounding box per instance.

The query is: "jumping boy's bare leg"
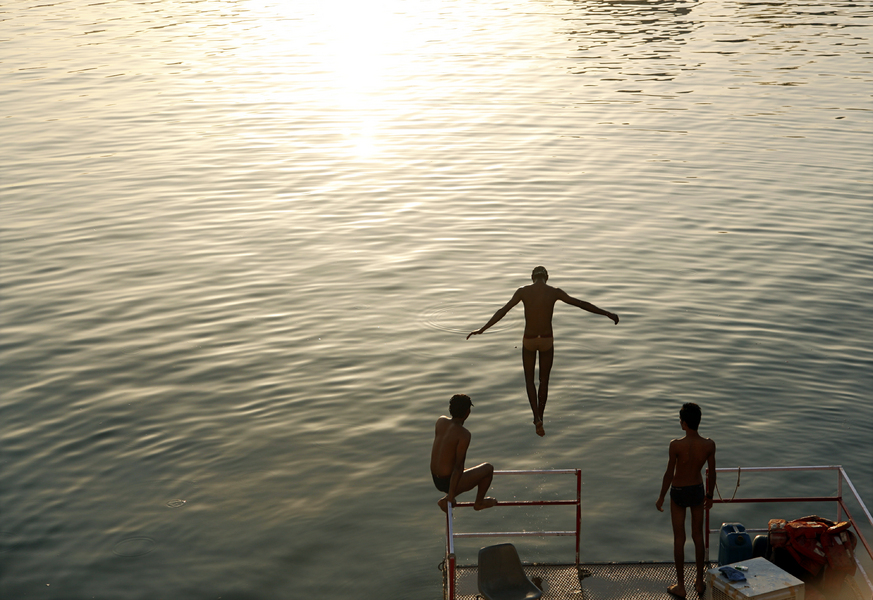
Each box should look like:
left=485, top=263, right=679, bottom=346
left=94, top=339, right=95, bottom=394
left=669, top=500, right=688, bottom=598
left=537, top=347, right=554, bottom=422
left=690, top=503, right=706, bottom=594
left=522, top=348, right=544, bottom=436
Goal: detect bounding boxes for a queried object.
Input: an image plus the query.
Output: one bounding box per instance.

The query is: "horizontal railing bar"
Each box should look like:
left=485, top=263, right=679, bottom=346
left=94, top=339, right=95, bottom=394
left=712, top=496, right=839, bottom=504
left=493, top=469, right=579, bottom=475
left=454, top=531, right=576, bottom=539
left=714, top=465, right=841, bottom=473
left=731, top=528, right=766, bottom=534
left=453, top=500, right=578, bottom=507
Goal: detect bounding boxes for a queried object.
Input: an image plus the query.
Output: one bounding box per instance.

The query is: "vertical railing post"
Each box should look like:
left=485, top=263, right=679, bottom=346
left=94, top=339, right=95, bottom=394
left=448, top=553, right=456, bottom=600
left=575, top=469, right=581, bottom=567
left=446, top=502, right=456, bottom=600
left=837, top=468, right=843, bottom=523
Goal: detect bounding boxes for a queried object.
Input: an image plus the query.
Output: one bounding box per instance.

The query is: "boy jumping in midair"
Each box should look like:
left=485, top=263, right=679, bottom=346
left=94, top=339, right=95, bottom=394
left=467, top=266, right=618, bottom=436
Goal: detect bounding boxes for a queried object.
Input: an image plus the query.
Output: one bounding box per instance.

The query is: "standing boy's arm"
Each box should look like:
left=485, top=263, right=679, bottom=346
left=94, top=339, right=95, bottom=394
left=655, top=442, right=677, bottom=512
left=704, top=440, right=717, bottom=510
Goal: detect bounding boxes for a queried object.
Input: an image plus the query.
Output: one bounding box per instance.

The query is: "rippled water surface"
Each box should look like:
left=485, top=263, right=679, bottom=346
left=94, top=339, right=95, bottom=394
left=1, top=0, right=871, bottom=598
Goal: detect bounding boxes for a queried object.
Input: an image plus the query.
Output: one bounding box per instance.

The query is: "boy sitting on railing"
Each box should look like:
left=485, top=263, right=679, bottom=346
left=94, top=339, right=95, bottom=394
left=430, top=394, right=498, bottom=512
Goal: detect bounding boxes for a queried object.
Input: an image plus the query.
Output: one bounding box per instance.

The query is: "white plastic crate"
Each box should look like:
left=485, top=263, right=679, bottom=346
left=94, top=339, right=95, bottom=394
left=705, top=557, right=805, bottom=600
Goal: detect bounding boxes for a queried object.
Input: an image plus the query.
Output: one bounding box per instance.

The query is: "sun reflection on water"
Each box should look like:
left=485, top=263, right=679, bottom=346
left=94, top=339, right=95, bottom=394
left=234, top=0, right=439, bottom=158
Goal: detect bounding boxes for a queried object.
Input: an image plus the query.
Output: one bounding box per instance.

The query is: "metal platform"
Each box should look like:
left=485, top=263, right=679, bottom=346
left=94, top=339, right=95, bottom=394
left=448, top=561, right=711, bottom=600
left=446, top=561, right=867, bottom=600
left=441, top=467, right=873, bottom=600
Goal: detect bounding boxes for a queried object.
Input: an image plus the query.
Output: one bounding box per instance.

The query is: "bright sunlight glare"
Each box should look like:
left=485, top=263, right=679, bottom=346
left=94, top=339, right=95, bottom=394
left=237, top=0, right=436, bottom=158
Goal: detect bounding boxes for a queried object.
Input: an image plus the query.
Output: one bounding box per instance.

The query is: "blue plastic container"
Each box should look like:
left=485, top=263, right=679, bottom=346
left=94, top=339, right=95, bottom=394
left=718, top=523, right=753, bottom=566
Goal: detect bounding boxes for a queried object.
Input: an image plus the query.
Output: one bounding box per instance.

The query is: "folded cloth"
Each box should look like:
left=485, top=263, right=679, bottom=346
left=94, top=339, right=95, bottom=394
left=718, top=566, right=748, bottom=582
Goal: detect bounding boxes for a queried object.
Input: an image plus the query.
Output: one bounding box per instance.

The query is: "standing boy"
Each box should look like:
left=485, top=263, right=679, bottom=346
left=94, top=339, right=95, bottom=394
left=466, top=266, right=618, bottom=436
left=656, top=402, right=717, bottom=598
left=430, top=394, right=498, bottom=512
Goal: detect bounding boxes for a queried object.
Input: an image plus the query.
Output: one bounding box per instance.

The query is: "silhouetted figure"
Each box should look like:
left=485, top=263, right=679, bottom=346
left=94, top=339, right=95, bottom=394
left=467, top=267, right=618, bottom=436
left=430, top=394, right=497, bottom=512
left=656, top=403, right=717, bottom=599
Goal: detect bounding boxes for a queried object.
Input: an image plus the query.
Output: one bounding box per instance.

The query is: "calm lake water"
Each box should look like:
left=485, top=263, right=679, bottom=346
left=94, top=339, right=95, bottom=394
left=1, top=0, right=871, bottom=598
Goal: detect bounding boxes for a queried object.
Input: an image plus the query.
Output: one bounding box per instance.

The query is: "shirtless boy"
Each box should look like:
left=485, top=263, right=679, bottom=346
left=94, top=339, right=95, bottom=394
left=466, top=266, right=618, bottom=436
left=656, top=402, right=717, bottom=599
left=430, top=394, right=498, bottom=512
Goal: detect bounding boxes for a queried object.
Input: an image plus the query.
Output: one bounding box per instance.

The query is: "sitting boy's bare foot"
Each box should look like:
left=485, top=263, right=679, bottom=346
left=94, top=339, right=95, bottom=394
left=473, top=497, right=498, bottom=510
left=695, top=580, right=706, bottom=596
left=437, top=497, right=449, bottom=513
left=667, top=583, right=687, bottom=598
left=534, top=420, right=545, bottom=437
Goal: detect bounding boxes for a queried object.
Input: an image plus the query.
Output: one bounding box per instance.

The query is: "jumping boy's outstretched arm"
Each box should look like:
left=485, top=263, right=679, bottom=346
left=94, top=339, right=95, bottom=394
left=467, top=288, right=523, bottom=338
left=557, top=289, right=619, bottom=324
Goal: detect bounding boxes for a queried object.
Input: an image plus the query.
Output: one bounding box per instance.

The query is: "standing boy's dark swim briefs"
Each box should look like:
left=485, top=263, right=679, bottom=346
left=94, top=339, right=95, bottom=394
left=670, top=483, right=705, bottom=508
left=432, top=473, right=451, bottom=493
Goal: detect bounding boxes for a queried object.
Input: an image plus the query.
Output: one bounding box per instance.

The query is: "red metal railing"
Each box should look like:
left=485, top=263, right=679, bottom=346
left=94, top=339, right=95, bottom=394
left=443, top=468, right=582, bottom=600
left=705, top=465, right=873, bottom=595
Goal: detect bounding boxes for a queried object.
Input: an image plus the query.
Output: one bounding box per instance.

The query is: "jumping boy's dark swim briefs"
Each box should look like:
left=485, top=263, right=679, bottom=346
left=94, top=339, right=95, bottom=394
left=432, top=472, right=450, bottom=493
left=670, top=483, right=705, bottom=508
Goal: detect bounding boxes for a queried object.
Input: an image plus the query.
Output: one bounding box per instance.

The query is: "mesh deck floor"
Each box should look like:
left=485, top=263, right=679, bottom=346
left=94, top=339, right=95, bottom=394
left=448, top=561, right=866, bottom=600
left=451, top=562, right=710, bottom=600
